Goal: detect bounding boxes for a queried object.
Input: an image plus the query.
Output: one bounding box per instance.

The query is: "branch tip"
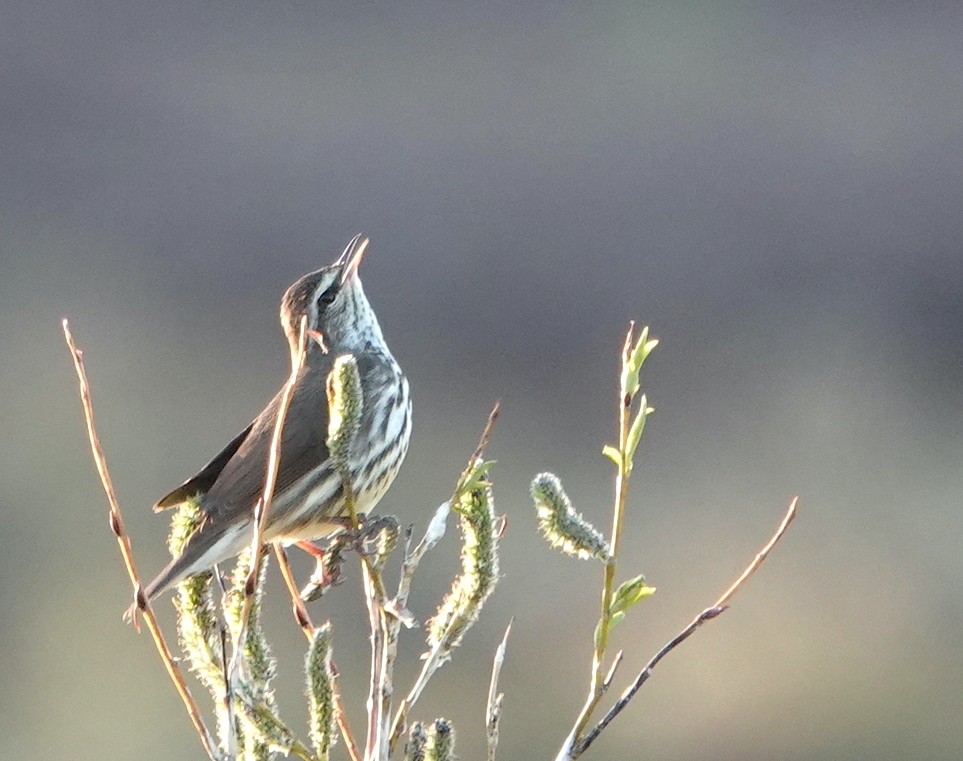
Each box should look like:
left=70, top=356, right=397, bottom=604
left=471, top=401, right=501, bottom=464
left=62, top=319, right=219, bottom=760
left=572, top=496, right=799, bottom=758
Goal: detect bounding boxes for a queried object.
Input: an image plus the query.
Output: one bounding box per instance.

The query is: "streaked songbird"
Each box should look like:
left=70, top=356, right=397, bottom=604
left=143, top=234, right=411, bottom=601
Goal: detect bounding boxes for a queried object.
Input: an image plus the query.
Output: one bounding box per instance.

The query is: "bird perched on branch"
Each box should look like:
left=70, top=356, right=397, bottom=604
left=144, top=234, right=411, bottom=601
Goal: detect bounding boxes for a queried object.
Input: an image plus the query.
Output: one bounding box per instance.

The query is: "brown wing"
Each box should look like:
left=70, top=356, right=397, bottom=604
left=199, top=358, right=333, bottom=526
left=153, top=422, right=255, bottom=510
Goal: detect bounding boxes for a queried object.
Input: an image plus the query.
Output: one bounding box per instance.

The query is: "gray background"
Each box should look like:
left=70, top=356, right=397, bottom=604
left=3, top=2, right=962, bottom=759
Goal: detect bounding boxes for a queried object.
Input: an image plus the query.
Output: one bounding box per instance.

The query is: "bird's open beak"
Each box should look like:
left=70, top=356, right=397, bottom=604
left=336, top=233, right=369, bottom=285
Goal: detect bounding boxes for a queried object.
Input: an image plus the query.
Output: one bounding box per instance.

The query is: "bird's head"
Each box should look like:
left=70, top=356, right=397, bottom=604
left=280, top=234, right=385, bottom=362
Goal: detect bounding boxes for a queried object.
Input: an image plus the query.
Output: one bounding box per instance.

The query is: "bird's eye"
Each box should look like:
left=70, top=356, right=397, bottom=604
left=318, top=287, right=338, bottom=307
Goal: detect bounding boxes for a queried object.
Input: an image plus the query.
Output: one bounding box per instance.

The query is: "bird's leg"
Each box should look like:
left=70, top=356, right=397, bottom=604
left=297, top=515, right=401, bottom=601
left=294, top=540, right=328, bottom=560
left=295, top=516, right=363, bottom=601
left=298, top=539, right=348, bottom=602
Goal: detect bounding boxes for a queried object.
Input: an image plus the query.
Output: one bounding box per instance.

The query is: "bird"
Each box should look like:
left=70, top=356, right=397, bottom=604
left=143, top=234, right=411, bottom=602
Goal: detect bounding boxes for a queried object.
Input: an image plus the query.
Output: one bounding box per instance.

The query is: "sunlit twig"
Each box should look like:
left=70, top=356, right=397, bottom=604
left=572, top=497, right=799, bottom=759
left=233, top=315, right=309, bottom=673
left=486, top=619, right=512, bottom=761
left=62, top=319, right=221, bottom=761
left=273, top=544, right=363, bottom=761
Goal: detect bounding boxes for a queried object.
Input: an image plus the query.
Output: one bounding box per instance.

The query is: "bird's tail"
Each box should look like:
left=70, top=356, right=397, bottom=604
left=143, top=519, right=251, bottom=602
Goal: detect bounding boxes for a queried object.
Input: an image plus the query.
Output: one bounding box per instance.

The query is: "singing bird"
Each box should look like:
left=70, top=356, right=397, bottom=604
left=144, top=234, right=411, bottom=601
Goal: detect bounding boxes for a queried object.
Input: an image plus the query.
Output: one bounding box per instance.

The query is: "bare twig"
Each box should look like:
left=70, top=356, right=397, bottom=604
left=344, top=498, right=391, bottom=761
left=62, top=319, right=221, bottom=761
left=711, top=498, right=797, bottom=608
left=470, top=401, right=501, bottom=465
left=384, top=504, right=450, bottom=752
left=218, top=626, right=238, bottom=758
left=390, top=644, right=441, bottom=748
left=486, top=619, right=513, bottom=761
left=397, top=503, right=450, bottom=610
left=272, top=545, right=316, bottom=636
left=273, top=544, right=364, bottom=761
left=362, top=561, right=389, bottom=761
left=601, top=651, right=623, bottom=691
left=572, top=497, right=799, bottom=758
left=234, top=315, right=309, bottom=669
left=331, top=660, right=364, bottom=761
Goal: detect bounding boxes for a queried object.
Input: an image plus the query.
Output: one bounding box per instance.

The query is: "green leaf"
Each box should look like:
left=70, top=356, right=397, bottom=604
left=628, top=325, right=650, bottom=366
left=636, top=338, right=659, bottom=366
left=620, top=326, right=659, bottom=399
left=602, top=445, right=622, bottom=466
left=625, top=398, right=655, bottom=462
left=455, top=460, right=495, bottom=503
left=619, top=364, right=638, bottom=400
left=629, top=327, right=659, bottom=370
left=609, top=575, right=657, bottom=619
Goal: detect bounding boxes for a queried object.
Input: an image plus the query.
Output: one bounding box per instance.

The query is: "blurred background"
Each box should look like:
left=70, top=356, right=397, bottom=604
left=3, top=2, right=962, bottom=759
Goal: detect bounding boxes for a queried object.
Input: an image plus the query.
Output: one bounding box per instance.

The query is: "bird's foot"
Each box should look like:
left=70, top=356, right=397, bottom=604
left=297, top=516, right=400, bottom=601
left=298, top=541, right=346, bottom=602
left=347, top=515, right=400, bottom=569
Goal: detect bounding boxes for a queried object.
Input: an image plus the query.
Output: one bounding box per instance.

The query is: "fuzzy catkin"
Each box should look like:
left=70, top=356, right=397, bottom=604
left=306, top=623, right=337, bottom=759
left=531, top=473, right=610, bottom=561
left=427, top=464, right=499, bottom=653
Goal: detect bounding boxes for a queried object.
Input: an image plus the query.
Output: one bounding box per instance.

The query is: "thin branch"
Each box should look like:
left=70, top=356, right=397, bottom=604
left=486, top=619, right=513, bottom=761
left=390, top=516, right=490, bottom=745
left=273, top=544, right=363, bottom=761
left=383, top=507, right=453, bottom=748
left=385, top=526, right=454, bottom=751
left=712, top=497, right=797, bottom=608
left=362, top=561, right=389, bottom=761
left=342, top=492, right=391, bottom=761
left=397, top=503, right=450, bottom=611
left=566, top=323, right=636, bottom=748
left=609, top=323, right=636, bottom=563
left=601, top=651, right=623, bottom=691
left=573, top=497, right=799, bottom=758
left=384, top=504, right=450, bottom=752
left=272, top=545, right=316, bottom=636
left=330, top=661, right=364, bottom=761
left=390, top=641, right=442, bottom=748
left=218, top=626, right=238, bottom=758
left=470, top=401, right=501, bottom=465
left=234, top=315, right=309, bottom=667
left=61, top=319, right=221, bottom=761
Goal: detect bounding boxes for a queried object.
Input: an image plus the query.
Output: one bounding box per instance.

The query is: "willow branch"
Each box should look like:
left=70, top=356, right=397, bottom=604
left=470, top=401, right=501, bottom=465
left=234, top=315, right=308, bottom=671
left=62, top=319, right=221, bottom=761
left=362, top=561, right=388, bottom=761
left=272, top=545, right=316, bottom=636
left=573, top=497, right=799, bottom=758
left=273, top=544, right=363, bottom=761
left=566, top=324, right=636, bottom=748
left=486, top=619, right=512, bottom=761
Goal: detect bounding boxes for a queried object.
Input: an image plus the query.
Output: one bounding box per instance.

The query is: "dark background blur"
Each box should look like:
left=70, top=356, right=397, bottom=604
left=3, top=2, right=962, bottom=759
